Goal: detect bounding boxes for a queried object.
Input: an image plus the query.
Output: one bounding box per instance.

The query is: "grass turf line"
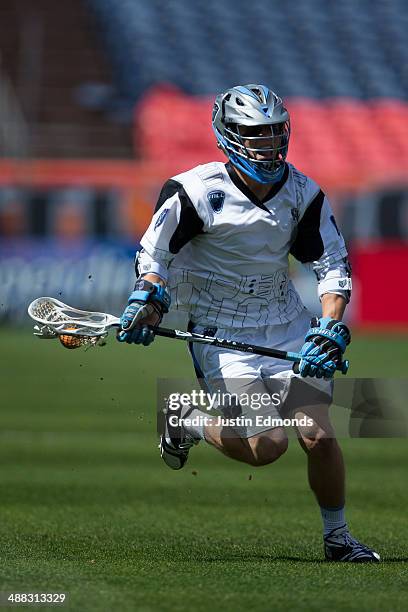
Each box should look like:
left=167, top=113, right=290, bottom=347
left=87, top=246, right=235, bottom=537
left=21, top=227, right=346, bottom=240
left=0, top=328, right=407, bottom=611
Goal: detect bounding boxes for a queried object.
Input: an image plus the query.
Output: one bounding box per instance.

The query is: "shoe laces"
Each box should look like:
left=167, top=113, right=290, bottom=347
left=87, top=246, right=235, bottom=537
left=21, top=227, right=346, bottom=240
left=327, top=530, right=367, bottom=551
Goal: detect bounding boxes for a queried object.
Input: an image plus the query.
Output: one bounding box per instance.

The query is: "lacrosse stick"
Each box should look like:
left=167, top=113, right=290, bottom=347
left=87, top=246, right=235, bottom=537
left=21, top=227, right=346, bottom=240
left=28, top=297, right=118, bottom=348
left=28, top=297, right=349, bottom=373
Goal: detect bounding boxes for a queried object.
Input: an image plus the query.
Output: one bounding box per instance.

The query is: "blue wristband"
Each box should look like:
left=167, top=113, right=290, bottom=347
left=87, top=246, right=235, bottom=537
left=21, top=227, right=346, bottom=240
left=128, top=279, right=171, bottom=313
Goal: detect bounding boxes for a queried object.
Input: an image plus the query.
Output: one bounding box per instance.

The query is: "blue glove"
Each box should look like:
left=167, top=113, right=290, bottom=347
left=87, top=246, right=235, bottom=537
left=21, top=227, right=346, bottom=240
left=117, top=279, right=170, bottom=345
left=298, top=317, right=351, bottom=379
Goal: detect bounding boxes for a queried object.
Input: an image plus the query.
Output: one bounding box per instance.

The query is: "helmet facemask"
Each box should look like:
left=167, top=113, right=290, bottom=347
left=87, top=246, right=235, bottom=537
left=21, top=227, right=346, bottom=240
left=224, top=121, right=290, bottom=182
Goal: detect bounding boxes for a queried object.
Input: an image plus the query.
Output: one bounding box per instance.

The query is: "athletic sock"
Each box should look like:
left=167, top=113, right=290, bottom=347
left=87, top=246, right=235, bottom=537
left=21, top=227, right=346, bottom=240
left=320, top=506, right=348, bottom=537
left=180, top=405, right=208, bottom=441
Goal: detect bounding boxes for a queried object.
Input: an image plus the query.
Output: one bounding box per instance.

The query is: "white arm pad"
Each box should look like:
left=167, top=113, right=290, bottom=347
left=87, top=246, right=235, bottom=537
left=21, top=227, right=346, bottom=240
left=317, top=269, right=352, bottom=302
left=136, top=250, right=169, bottom=282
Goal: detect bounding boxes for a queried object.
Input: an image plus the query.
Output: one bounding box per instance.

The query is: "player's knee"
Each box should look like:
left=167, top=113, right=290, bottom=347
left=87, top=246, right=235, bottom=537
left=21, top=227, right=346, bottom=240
left=248, top=434, right=288, bottom=466
left=302, top=430, right=336, bottom=456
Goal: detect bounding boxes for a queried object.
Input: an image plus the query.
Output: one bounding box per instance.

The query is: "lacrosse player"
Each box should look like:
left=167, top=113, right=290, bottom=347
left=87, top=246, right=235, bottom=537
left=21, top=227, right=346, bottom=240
left=118, top=85, right=380, bottom=562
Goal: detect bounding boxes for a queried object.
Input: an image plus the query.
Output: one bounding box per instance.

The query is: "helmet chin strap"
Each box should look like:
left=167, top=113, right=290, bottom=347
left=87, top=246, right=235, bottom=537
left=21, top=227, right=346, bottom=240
left=230, top=152, right=285, bottom=184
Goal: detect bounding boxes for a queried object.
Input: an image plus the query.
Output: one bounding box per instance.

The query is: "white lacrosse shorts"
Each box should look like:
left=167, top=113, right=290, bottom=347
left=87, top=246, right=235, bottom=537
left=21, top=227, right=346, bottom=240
left=188, top=308, right=333, bottom=438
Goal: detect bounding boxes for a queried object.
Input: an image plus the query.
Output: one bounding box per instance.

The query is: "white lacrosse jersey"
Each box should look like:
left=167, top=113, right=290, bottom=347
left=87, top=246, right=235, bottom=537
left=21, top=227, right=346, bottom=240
left=138, top=162, right=350, bottom=329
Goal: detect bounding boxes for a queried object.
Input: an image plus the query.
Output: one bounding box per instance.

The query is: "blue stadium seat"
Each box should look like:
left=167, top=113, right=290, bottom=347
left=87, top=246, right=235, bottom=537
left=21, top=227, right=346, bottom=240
left=86, top=0, right=408, bottom=104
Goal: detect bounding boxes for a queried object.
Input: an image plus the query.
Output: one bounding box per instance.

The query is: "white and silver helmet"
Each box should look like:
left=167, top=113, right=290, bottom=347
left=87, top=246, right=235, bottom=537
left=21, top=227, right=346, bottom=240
left=212, top=84, right=290, bottom=183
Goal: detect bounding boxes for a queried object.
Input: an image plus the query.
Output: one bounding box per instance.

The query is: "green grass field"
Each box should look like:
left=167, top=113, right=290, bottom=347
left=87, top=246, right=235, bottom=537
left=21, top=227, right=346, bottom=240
left=1, top=328, right=407, bottom=611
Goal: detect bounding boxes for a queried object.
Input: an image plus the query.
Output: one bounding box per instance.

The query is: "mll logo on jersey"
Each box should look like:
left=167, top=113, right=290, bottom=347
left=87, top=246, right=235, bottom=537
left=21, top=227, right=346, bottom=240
left=154, top=208, right=169, bottom=230
left=207, top=190, right=225, bottom=213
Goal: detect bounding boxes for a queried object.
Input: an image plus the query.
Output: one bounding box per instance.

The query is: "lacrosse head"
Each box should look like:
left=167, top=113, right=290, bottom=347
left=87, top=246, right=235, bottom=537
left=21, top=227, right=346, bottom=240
left=28, top=297, right=119, bottom=348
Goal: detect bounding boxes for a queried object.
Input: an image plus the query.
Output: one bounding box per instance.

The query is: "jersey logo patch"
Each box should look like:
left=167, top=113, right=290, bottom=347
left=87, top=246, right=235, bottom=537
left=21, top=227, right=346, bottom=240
left=154, top=208, right=169, bottom=230
left=207, top=190, right=225, bottom=213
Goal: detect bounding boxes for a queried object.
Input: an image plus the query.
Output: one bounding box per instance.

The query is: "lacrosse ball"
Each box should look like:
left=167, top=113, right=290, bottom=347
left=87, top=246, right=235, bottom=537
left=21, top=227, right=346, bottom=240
left=59, top=327, right=82, bottom=349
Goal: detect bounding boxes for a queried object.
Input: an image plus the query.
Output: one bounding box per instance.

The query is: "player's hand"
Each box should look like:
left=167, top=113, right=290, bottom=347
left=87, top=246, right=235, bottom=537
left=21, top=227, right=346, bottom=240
left=117, top=279, right=170, bottom=346
left=298, top=317, right=351, bottom=379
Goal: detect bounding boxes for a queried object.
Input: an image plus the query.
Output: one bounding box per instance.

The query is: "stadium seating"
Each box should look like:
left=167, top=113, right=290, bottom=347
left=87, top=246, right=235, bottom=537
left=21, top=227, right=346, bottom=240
left=136, top=87, right=408, bottom=190
left=87, top=0, right=408, bottom=101
left=85, top=0, right=408, bottom=187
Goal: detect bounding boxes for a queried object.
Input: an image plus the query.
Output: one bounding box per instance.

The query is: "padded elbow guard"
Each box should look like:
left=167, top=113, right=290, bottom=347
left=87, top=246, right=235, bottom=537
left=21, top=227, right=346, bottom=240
left=317, top=269, right=352, bottom=303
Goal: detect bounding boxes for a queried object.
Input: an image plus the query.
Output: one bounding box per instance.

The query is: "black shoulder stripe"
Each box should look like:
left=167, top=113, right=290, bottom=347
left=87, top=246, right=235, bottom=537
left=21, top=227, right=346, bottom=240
left=290, top=189, right=325, bottom=263
left=154, top=179, right=204, bottom=255
left=154, top=179, right=183, bottom=213
left=169, top=189, right=204, bottom=254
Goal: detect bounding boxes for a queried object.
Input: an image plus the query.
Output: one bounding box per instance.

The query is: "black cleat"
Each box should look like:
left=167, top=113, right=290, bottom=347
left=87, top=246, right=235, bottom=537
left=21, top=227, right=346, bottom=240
left=324, top=526, right=381, bottom=562
left=159, top=400, right=197, bottom=470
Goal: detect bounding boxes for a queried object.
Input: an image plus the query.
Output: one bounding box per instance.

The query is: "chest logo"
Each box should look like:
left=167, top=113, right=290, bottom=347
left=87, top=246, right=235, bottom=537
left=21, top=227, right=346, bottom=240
left=207, top=190, right=225, bottom=213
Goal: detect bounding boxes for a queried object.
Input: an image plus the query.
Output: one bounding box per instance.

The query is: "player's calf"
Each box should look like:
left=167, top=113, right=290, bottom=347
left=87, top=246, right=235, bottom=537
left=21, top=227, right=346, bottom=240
left=205, top=426, right=288, bottom=466
left=247, top=432, right=289, bottom=466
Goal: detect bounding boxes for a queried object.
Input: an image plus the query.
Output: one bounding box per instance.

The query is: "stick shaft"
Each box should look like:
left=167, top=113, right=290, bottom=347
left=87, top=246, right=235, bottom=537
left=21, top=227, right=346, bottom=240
left=153, top=326, right=299, bottom=361
left=152, top=326, right=348, bottom=374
